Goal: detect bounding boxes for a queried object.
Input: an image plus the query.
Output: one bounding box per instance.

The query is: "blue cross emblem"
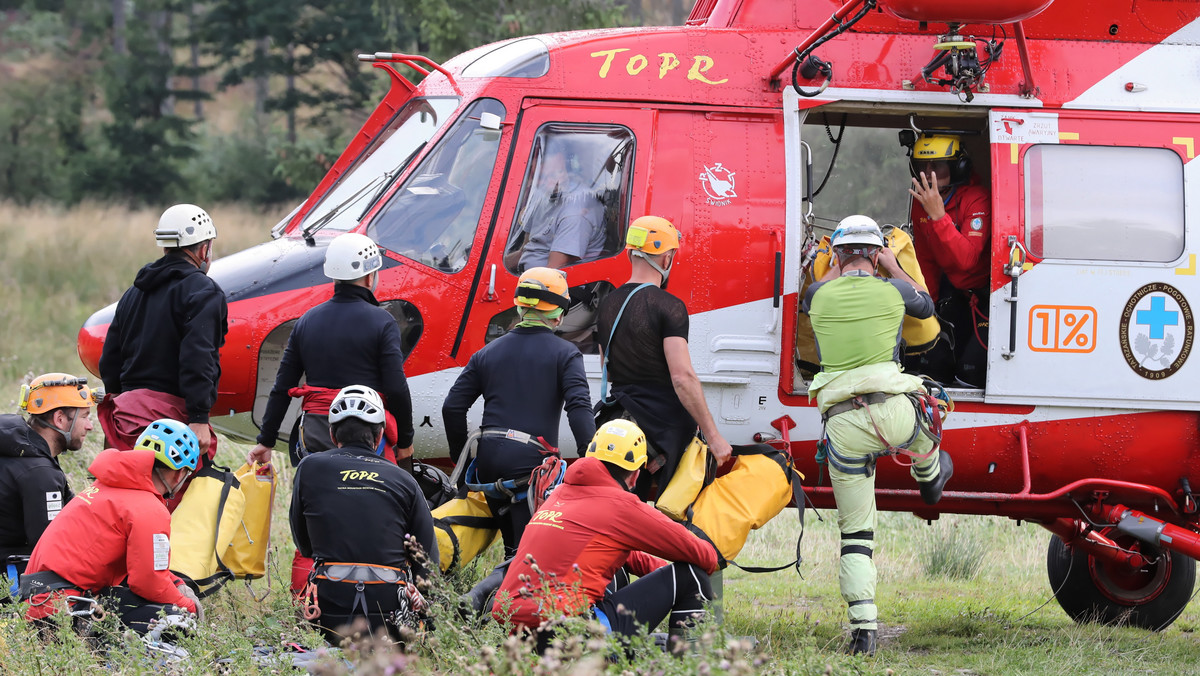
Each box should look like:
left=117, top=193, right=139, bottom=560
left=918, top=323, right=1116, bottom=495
left=1136, top=296, right=1179, bottom=340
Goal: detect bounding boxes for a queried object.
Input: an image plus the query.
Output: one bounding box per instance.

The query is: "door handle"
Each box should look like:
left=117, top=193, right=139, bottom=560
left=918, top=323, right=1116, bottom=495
left=485, top=264, right=496, bottom=301
left=1002, top=236, right=1027, bottom=360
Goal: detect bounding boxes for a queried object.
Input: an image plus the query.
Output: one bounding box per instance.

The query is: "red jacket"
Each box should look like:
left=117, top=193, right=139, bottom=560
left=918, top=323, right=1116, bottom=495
left=491, top=457, right=718, bottom=630
left=25, top=449, right=195, bottom=618
left=911, top=177, right=991, bottom=300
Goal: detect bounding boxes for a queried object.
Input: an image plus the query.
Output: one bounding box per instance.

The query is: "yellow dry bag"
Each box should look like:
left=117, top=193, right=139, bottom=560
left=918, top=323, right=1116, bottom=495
left=810, top=226, right=942, bottom=354
left=690, top=447, right=802, bottom=563
left=655, top=437, right=713, bottom=521
left=169, top=465, right=246, bottom=595
left=221, top=463, right=275, bottom=580
left=432, top=491, right=501, bottom=573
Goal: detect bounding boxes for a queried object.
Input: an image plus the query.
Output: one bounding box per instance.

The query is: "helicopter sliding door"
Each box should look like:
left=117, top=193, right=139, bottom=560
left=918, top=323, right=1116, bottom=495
left=985, top=109, right=1200, bottom=410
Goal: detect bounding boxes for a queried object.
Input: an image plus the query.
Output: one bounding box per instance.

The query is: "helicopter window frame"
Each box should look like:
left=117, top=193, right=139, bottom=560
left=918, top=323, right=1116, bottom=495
left=293, top=96, right=460, bottom=236
left=502, top=122, right=637, bottom=274
left=366, top=97, right=508, bottom=274
left=1023, top=144, right=1185, bottom=263
left=461, top=37, right=550, bottom=79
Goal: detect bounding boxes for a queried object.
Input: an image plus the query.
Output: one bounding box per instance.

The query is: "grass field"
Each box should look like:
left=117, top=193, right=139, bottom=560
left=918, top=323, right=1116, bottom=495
left=1, top=203, right=1198, bottom=674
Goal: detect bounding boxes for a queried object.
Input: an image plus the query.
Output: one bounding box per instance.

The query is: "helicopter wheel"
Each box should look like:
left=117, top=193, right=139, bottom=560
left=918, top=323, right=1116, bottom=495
left=1047, top=533, right=1195, bottom=631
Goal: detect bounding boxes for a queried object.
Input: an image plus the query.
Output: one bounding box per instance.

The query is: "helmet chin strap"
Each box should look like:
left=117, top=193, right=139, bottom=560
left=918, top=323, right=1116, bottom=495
left=33, top=409, right=80, bottom=451
left=154, top=465, right=189, bottom=500
left=631, top=250, right=672, bottom=285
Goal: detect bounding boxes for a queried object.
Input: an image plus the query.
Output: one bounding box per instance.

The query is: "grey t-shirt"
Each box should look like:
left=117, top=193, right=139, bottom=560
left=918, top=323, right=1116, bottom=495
left=519, top=191, right=607, bottom=271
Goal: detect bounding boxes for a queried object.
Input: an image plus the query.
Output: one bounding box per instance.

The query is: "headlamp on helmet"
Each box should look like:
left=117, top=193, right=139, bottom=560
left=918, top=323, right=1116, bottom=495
left=18, top=374, right=95, bottom=415
left=514, top=267, right=570, bottom=314
left=625, top=216, right=680, bottom=255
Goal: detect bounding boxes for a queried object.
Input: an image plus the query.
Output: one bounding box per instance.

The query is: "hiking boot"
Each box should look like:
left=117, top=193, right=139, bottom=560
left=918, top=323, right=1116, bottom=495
left=919, top=450, right=954, bottom=505
left=845, top=628, right=877, bottom=656
left=459, top=566, right=506, bottom=619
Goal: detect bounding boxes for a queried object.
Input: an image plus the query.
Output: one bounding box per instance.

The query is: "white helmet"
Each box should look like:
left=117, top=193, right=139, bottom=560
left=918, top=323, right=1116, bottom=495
left=329, top=385, right=386, bottom=424
left=324, top=233, right=383, bottom=281
left=155, top=204, right=217, bottom=248
left=830, top=215, right=884, bottom=249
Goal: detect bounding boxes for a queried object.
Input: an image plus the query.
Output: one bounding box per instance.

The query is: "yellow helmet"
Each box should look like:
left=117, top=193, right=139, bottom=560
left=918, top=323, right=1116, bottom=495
left=586, top=419, right=648, bottom=471
left=514, top=267, right=570, bottom=312
left=625, top=216, right=680, bottom=255
left=912, top=134, right=963, bottom=161
left=18, top=374, right=97, bottom=415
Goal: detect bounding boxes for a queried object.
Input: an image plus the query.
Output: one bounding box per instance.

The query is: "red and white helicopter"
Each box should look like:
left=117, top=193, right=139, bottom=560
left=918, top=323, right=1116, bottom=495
left=80, top=0, right=1200, bottom=629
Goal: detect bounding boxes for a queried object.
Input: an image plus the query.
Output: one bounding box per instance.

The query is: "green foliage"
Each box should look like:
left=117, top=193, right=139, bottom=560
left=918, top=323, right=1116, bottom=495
left=412, top=0, right=628, bottom=65
left=918, top=516, right=990, bottom=580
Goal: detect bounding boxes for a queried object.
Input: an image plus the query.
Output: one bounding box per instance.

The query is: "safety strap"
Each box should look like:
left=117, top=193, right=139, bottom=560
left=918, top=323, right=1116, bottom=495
left=314, top=562, right=410, bottom=584
left=18, top=569, right=79, bottom=601
left=816, top=390, right=944, bottom=480
left=459, top=429, right=559, bottom=503
left=599, top=283, right=654, bottom=404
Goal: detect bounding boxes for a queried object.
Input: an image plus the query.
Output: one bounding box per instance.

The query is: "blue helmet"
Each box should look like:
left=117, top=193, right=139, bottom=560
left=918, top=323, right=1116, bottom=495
left=136, top=419, right=201, bottom=471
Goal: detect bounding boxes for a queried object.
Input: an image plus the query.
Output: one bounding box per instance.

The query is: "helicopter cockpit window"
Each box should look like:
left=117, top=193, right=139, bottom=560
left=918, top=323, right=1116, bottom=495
left=368, top=98, right=507, bottom=273
left=503, top=124, right=635, bottom=274
left=461, top=38, right=550, bottom=79
left=296, top=97, right=459, bottom=236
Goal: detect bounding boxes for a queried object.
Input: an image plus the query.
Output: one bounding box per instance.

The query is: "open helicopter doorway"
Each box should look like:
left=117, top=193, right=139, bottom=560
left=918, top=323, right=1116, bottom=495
left=788, top=104, right=991, bottom=400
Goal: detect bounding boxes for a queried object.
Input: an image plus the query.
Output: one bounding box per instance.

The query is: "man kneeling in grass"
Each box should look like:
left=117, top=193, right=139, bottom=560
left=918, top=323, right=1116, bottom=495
left=491, top=419, right=718, bottom=652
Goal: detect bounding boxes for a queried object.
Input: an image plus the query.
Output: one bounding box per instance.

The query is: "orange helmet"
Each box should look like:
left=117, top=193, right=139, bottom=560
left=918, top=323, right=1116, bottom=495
left=625, top=216, right=680, bottom=255
left=18, top=374, right=97, bottom=415
left=514, top=267, right=570, bottom=313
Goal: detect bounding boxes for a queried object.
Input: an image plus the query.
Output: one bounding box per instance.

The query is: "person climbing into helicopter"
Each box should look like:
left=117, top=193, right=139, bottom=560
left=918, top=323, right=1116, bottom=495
left=803, top=215, right=953, bottom=656
left=442, top=266, right=595, bottom=614
left=905, top=132, right=991, bottom=387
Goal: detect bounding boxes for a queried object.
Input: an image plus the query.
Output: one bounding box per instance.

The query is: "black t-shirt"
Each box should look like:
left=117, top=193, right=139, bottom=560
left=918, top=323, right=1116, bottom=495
left=596, top=283, right=689, bottom=385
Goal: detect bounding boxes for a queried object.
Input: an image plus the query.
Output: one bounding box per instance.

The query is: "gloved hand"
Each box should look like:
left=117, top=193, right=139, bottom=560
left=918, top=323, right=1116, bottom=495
left=404, top=582, right=427, bottom=614
left=176, top=583, right=204, bottom=623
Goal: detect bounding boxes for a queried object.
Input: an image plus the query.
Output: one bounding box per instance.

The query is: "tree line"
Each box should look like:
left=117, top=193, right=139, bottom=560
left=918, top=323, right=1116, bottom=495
left=0, top=0, right=688, bottom=206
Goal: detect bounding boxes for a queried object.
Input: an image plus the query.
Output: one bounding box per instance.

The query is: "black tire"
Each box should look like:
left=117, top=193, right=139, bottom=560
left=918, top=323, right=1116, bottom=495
left=1047, top=533, right=1196, bottom=631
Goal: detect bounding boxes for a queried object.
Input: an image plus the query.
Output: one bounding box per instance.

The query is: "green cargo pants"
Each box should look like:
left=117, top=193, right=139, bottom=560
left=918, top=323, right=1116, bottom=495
left=825, top=393, right=940, bottom=632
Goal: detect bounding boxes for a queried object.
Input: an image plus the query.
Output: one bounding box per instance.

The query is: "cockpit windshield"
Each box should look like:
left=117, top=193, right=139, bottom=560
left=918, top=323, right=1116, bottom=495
left=295, top=97, right=460, bottom=236
left=368, top=98, right=507, bottom=273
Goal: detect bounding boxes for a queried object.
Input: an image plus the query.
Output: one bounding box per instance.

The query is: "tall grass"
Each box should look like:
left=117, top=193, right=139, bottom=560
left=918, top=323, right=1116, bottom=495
left=0, top=201, right=287, bottom=392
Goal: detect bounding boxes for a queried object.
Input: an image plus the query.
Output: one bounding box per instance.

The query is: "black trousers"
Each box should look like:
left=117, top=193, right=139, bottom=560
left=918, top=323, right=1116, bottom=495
left=594, top=562, right=712, bottom=637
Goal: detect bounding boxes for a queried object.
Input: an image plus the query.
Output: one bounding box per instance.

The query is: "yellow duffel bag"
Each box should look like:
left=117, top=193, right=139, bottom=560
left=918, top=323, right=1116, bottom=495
left=221, top=463, right=275, bottom=580
left=811, top=226, right=942, bottom=354
left=432, top=491, right=501, bottom=573
left=655, top=436, right=713, bottom=522
left=688, top=445, right=806, bottom=570
left=170, top=465, right=246, bottom=594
